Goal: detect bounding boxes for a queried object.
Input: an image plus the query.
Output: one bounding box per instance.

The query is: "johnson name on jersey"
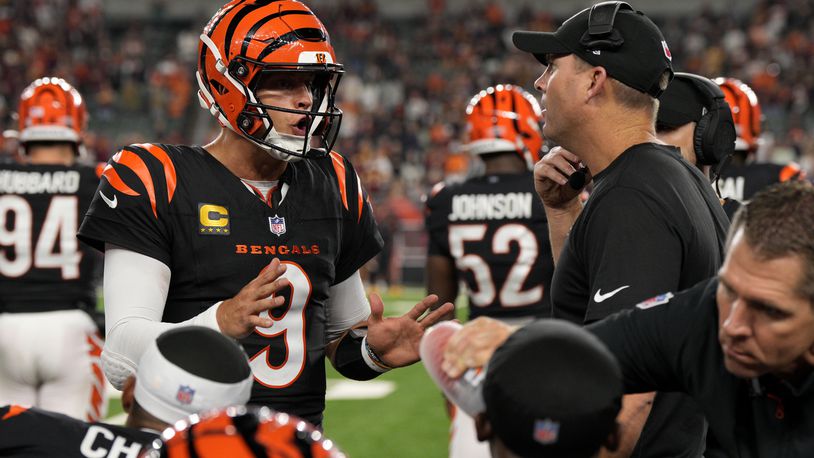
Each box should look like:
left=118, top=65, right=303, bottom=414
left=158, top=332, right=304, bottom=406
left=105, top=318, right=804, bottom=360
left=0, top=162, right=101, bottom=310
left=425, top=172, right=553, bottom=320
left=77, top=143, right=383, bottom=424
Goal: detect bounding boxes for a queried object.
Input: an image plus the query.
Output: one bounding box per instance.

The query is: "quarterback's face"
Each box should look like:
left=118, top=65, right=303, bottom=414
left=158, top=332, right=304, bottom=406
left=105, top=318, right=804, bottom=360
left=716, top=228, right=814, bottom=379
left=255, top=72, right=314, bottom=136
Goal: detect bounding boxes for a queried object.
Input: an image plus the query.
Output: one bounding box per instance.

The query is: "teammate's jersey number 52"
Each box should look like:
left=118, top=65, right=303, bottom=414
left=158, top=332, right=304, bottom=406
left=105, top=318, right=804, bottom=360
left=449, top=224, right=542, bottom=307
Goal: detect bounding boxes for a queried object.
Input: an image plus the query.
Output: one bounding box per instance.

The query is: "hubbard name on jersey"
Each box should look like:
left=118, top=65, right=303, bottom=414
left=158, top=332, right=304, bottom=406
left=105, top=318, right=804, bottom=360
left=425, top=172, right=553, bottom=320
left=0, top=162, right=100, bottom=309
left=77, top=144, right=383, bottom=424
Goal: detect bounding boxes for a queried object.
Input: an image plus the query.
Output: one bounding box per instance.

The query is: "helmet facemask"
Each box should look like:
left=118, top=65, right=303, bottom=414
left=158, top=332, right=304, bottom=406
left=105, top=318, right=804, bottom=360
left=237, top=61, right=344, bottom=162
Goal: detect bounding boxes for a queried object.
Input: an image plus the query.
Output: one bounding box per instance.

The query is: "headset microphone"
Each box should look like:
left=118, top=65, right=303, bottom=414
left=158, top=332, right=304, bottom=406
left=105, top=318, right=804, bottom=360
left=568, top=168, right=588, bottom=190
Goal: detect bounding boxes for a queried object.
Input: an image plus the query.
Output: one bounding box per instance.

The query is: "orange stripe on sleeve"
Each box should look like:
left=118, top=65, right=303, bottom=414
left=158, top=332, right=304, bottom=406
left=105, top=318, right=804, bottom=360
left=135, top=143, right=178, bottom=204
left=101, top=161, right=140, bottom=196
left=330, top=151, right=349, bottom=211
left=116, top=149, right=158, bottom=218
left=94, top=162, right=105, bottom=179
left=2, top=405, right=29, bottom=420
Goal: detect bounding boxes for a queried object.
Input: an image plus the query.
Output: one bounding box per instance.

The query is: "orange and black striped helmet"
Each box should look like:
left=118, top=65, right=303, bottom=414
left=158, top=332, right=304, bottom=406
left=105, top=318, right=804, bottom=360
left=713, top=77, right=761, bottom=153
left=17, top=77, right=86, bottom=149
left=197, top=0, right=343, bottom=161
left=465, top=84, right=544, bottom=169
left=140, top=406, right=345, bottom=458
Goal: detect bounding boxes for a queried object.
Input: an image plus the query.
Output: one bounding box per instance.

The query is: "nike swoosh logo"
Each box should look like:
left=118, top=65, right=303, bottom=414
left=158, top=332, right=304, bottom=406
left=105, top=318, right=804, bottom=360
left=99, top=191, right=117, bottom=209
left=594, top=285, right=630, bottom=303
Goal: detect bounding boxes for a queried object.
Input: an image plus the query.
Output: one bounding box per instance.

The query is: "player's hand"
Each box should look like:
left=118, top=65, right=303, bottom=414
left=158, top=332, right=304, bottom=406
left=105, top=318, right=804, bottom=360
left=441, top=317, right=516, bottom=379
left=534, top=146, right=592, bottom=210
left=366, top=293, right=454, bottom=368
left=217, top=258, right=290, bottom=339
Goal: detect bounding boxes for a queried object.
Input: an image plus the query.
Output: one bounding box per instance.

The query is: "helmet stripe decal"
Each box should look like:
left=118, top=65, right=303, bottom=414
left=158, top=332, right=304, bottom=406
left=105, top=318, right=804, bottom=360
left=241, top=10, right=314, bottom=57
left=223, top=1, right=281, bottom=60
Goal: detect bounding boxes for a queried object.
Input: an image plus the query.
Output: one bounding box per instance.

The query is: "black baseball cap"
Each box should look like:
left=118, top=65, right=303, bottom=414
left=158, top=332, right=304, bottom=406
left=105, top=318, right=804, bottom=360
left=513, top=2, right=673, bottom=98
left=483, top=319, right=622, bottom=458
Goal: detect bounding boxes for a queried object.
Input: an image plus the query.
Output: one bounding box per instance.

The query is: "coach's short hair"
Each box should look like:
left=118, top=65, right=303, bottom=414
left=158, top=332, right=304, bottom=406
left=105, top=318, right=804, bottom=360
left=728, top=181, right=814, bottom=305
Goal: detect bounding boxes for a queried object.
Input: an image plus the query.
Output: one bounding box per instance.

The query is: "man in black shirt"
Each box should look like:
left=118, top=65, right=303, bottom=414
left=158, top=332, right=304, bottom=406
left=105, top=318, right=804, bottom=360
left=442, top=181, right=814, bottom=457
left=0, top=326, right=253, bottom=457
left=655, top=72, right=740, bottom=215
left=512, top=2, right=729, bottom=455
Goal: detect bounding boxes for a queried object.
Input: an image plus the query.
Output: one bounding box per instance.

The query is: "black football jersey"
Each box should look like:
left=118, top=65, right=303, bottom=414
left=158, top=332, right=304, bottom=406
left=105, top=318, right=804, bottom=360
left=0, top=404, right=158, bottom=457
left=0, top=161, right=101, bottom=310
left=77, top=144, right=383, bottom=424
left=425, top=172, right=553, bottom=320
left=718, top=161, right=804, bottom=202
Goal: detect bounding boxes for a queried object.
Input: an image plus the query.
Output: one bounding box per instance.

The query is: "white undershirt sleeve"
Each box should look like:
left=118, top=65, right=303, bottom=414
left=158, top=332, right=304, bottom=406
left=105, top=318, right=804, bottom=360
left=325, top=271, right=371, bottom=342
left=102, top=244, right=222, bottom=389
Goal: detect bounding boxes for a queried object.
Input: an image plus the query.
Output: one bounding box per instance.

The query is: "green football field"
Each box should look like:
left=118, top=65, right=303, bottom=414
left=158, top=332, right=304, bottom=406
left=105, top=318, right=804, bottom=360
left=104, top=287, right=465, bottom=457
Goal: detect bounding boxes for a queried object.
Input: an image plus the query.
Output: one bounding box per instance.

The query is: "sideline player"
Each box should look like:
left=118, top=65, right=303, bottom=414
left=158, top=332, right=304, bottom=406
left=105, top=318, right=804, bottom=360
left=0, top=326, right=253, bottom=457
left=655, top=72, right=739, bottom=215
left=0, top=77, right=106, bottom=421
left=715, top=77, right=806, bottom=208
left=77, top=0, right=452, bottom=426
left=425, top=84, right=553, bottom=458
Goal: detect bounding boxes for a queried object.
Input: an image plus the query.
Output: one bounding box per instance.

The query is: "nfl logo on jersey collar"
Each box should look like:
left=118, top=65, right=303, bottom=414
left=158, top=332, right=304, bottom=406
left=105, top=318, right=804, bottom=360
left=269, top=215, right=286, bottom=236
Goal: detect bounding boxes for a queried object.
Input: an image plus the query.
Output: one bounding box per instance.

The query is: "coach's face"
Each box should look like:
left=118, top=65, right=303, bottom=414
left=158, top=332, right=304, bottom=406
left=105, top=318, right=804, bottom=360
left=534, top=54, right=584, bottom=145
left=716, top=228, right=814, bottom=379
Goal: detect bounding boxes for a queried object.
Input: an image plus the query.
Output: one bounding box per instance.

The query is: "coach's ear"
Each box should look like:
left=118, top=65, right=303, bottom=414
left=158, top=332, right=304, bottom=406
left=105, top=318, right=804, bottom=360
left=121, top=375, right=137, bottom=414
left=474, top=412, right=492, bottom=442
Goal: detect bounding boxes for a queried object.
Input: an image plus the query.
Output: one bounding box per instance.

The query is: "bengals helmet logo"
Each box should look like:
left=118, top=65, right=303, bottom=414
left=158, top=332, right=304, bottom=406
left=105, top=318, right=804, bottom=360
left=316, top=52, right=326, bottom=64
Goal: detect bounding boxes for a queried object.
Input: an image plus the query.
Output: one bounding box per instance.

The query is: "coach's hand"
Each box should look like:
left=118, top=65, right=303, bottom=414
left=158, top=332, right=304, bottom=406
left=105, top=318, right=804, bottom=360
left=366, top=293, right=454, bottom=368
left=534, top=146, right=592, bottom=210
left=441, top=317, right=516, bottom=379
left=217, top=258, right=290, bottom=339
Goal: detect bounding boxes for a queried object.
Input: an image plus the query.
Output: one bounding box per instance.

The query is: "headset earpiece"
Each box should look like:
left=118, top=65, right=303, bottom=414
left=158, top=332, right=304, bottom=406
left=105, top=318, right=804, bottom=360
left=580, top=2, right=634, bottom=50
left=673, top=73, right=736, bottom=166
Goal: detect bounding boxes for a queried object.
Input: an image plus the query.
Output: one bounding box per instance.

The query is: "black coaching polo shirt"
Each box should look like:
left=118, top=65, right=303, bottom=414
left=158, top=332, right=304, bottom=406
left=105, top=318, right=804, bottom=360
left=590, top=278, right=814, bottom=457
left=552, top=143, right=731, bottom=457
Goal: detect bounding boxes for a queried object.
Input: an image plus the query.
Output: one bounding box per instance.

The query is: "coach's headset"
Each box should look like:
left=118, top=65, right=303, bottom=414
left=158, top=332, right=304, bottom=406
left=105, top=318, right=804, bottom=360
left=579, top=1, right=633, bottom=50
left=675, top=73, right=737, bottom=166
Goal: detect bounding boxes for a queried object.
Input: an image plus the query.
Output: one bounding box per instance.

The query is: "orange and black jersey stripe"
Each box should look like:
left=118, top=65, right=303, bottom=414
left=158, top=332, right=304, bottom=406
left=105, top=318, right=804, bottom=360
left=0, top=405, right=157, bottom=457
left=78, top=144, right=382, bottom=424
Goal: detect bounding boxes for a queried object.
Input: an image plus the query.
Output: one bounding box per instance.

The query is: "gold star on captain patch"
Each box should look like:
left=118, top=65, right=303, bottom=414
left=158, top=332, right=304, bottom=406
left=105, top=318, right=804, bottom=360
left=208, top=228, right=214, bottom=232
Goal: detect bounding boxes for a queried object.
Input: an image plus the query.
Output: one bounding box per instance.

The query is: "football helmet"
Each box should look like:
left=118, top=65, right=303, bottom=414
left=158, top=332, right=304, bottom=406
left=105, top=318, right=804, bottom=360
left=465, top=84, right=544, bottom=169
left=140, top=406, right=345, bottom=458
left=713, top=77, right=761, bottom=153
left=197, top=0, right=343, bottom=162
left=17, top=77, right=86, bottom=150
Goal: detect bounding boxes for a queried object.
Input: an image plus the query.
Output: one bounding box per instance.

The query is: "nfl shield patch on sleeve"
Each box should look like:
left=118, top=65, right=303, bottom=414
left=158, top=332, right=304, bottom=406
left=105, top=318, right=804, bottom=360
left=636, top=292, right=674, bottom=310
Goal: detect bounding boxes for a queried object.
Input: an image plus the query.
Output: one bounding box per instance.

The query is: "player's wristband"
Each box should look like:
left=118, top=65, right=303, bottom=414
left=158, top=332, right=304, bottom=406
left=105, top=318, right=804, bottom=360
left=362, top=336, right=392, bottom=373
